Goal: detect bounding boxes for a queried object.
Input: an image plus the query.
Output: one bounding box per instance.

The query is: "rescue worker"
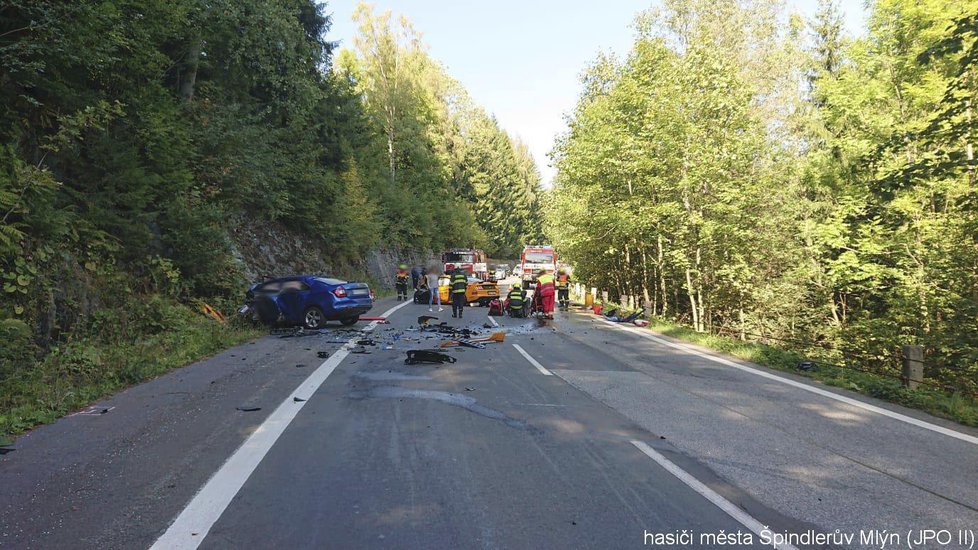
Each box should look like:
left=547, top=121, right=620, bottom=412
left=395, top=264, right=410, bottom=301
left=506, top=283, right=527, bottom=317
left=450, top=267, right=468, bottom=318
left=556, top=268, right=571, bottom=310
left=536, top=268, right=556, bottom=319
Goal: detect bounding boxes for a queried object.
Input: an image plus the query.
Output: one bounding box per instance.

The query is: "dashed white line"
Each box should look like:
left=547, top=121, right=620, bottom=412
left=601, top=318, right=978, bottom=446
left=630, top=440, right=798, bottom=550
left=513, top=343, right=552, bottom=376
left=151, top=299, right=414, bottom=550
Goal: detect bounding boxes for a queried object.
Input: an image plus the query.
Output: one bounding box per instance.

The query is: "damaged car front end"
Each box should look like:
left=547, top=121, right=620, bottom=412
left=240, top=275, right=373, bottom=329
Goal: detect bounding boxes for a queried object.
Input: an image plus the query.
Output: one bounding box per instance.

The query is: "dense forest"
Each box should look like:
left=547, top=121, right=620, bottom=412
left=0, top=1, right=542, bottom=433
left=548, top=0, right=978, bottom=394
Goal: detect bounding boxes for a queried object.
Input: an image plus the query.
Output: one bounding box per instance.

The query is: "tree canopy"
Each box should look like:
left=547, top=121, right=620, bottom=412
left=547, top=0, right=978, bottom=393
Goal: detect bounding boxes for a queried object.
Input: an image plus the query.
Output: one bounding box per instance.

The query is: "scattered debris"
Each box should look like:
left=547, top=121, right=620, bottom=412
left=69, top=406, right=114, bottom=417
left=417, top=315, right=439, bottom=327
left=295, top=364, right=307, bottom=368
left=351, top=346, right=371, bottom=354
left=405, top=349, right=457, bottom=365
left=384, top=345, right=393, bottom=350
left=356, top=339, right=376, bottom=346
left=293, top=397, right=307, bottom=403
left=317, top=351, right=330, bottom=358
left=482, top=323, right=493, bottom=329
left=440, top=339, right=486, bottom=349
left=465, top=387, right=476, bottom=392
left=236, top=406, right=261, bottom=412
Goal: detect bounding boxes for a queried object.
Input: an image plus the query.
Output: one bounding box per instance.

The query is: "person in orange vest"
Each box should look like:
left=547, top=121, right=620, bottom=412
left=395, top=264, right=410, bottom=301
left=555, top=268, right=571, bottom=311
left=536, top=269, right=556, bottom=319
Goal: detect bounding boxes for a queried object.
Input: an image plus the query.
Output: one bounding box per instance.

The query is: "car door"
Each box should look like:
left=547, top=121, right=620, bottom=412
left=275, top=280, right=310, bottom=324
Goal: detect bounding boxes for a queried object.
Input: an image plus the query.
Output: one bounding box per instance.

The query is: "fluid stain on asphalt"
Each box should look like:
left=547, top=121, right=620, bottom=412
left=353, top=371, right=431, bottom=382
left=364, top=386, right=527, bottom=430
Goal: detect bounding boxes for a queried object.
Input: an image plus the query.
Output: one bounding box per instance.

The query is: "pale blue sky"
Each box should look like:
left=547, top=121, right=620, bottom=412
left=326, top=1, right=867, bottom=185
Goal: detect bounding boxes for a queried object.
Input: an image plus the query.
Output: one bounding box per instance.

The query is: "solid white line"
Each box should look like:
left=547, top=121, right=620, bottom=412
left=630, top=440, right=798, bottom=550
left=487, top=315, right=499, bottom=327
left=600, top=318, right=978, bottom=446
left=513, top=343, right=553, bottom=376
left=151, top=299, right=414, bottom=550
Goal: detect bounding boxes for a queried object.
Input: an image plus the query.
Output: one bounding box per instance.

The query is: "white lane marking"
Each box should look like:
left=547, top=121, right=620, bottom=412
left=151, top=300, right=414, bottom=550
left=600, top=318, right=978, bottom=446
left=487, top=315, right=499, bottom=327
left=631, top=440, right=799, bottom=550
left=513, top=343, right=552, bottom=376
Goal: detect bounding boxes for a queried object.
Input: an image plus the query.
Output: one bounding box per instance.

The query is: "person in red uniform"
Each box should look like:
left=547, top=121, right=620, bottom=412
left=536, top=269, right=556, bottom=319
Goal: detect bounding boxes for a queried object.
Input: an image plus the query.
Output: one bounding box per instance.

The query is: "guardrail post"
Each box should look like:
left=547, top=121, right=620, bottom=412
left=901, top=345, right=924, bottom=390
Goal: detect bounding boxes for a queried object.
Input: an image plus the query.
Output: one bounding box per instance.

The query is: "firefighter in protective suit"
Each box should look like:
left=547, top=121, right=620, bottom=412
left=556, top=268, right=571, bottom=310
left=395, top=264, right=410, bottom=301
left=506, top=283, right=527, bottom=317
left=450, top=267, right=468, bottom=318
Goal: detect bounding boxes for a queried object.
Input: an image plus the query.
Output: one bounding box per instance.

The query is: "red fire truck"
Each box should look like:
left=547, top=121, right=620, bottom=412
left=442, top=249, right=489, bottom=280
left=519, top=245, right=557, bottom=285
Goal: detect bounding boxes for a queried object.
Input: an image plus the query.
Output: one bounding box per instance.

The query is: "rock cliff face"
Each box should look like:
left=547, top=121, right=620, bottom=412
left=229, top=217, right=435, bottom=289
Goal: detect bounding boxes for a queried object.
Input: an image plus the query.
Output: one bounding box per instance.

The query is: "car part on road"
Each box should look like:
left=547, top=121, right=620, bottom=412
left=356, top=339, right=376, bottom=346
left=440, top=339, right=487, bottom=349
left=417, top=315, right=439, bottom=327
left=235, top=406, right=261, bottom=412
left=404, top=349, right=457, bottom=364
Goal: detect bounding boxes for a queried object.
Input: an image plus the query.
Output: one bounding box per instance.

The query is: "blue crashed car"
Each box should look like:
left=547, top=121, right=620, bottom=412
left=244, top=275, right=373, bottom=329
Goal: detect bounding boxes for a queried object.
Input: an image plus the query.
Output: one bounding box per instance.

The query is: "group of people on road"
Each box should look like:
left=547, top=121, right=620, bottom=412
left=395, top=262, right=471, bottom=318
left=397, top=262, right=571, bottom=320
left=503, top=267, right=571, bottom=319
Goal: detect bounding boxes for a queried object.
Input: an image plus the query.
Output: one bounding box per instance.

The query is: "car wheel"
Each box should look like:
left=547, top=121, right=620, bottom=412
left=340, top=316, right=359, bottom=326
left=303, top=306, right=325, bottom=329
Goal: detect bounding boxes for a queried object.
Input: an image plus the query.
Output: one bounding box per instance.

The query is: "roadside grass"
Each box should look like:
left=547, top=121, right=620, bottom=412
left=641, top=317, right=978, bottom=428
left=0, top=302, right=260, bottom=442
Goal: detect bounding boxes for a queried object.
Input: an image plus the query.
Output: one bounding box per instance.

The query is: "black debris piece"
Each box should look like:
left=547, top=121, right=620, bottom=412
left=482, top=323, right=493, bottom=329
left=464, top=387, right=476, bottom=392
left=351, top=346, right=370, bottom=354
left=0, top=447, right=14, bottom=455
left=797, top=361, right=814, bottom=371
left=405, top=349, right=457, bottom=365
left=293, top=397, right=307, bottom=403
left=457, top=339, right=486, bottom=349
left=295, top=364, right=307, bottom=368
left=317, top=351, right=330, bottom=358
left=356, top=339, right=376, bottom=346
left=236, top=406, right=261, bottom=412
left=417, top=315, right=439, bottom=327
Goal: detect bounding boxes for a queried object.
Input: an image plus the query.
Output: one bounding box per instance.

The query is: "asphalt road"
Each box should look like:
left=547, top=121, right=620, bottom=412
left=2, top=289, right=976, bottom=549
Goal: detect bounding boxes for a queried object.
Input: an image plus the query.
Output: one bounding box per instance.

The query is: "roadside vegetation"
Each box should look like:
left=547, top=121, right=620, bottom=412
left=642, top=317, right=978, bottom=428
left=0, top=297, right=260, bottom=440
left=0, top=1, right=543, bottom=439
left=549, top=0, right=978, bottom=401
